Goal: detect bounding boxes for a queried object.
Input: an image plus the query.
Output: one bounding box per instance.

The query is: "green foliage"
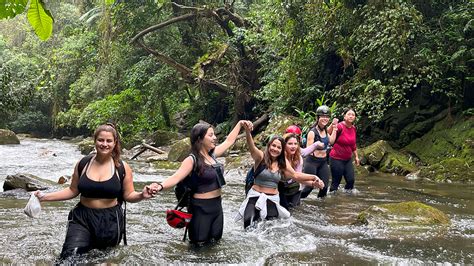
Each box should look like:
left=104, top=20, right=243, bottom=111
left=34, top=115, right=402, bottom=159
left=27, top=0, right=54, bottom=40
left=0, top=0, right=27, bottom=19
left=8, top=110, right=51, bottom=134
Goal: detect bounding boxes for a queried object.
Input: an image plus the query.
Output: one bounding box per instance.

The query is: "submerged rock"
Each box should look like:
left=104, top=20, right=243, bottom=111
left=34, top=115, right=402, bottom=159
left=3, top=173, right=57, bottom=191
left=0, top=129, right=20, bottom=145
left=357, top=201, right=450, bottom=227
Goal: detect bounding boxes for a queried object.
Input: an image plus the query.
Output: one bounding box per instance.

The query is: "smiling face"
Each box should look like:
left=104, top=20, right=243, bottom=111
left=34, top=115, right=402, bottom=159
left=344, top=109, right=356, bottom=124
left=285, top=136, right=299, bottom=156
left=95, top=130, right=116, bottom=156
left=201, top=127, right=217, bottom=151
left=318, top=115, right=330, bottom=127
left=268, top=138, right=283, bottom=159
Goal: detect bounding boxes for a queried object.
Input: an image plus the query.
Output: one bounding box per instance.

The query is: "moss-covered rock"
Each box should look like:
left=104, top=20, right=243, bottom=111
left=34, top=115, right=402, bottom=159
left=78, top=137, right=95, bottom=155
left=147, top=130, right=182, bottom=147
left=152, top=160, right=181, bottom=170
left=359, top=140, right=417, bottom=175
left=167, top=137, right=191, bottom=162
left=357, top=201, right=450, bottom=227
left=254, top=114, right=303, bottom=146
left=0, top=129, right=20, bottom=145
left=379, top=151, right=418, bottom=175
left=419, top=158, right=473, bottom=183
left=405, top=116, right=474, bottom=166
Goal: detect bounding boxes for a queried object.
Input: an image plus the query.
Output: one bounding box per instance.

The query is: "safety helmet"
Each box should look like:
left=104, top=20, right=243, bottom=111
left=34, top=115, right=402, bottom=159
left=285, top=125, right=302, bottom=135
left=316, top=105, right=331, bottom=117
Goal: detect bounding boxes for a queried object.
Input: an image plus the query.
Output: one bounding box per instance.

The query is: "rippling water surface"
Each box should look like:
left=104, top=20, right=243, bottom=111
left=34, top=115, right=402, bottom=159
left=0, top=138, right=472, bottom=264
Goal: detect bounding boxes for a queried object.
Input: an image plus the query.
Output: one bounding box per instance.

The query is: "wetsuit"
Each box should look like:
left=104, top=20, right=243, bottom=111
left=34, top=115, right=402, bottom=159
left=61, top=158, right=124, bottom=258
left=301, top=127, right=331, bottom=198
left=188, top=160, right=225, bottom=245
left=236, top=167, right=290, bottom=228
left=329, top=123, right=357, bottom=191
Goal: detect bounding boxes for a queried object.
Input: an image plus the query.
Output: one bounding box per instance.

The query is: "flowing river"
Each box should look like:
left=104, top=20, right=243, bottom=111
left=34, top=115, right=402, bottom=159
left=0, top=138, right=472, bottom=264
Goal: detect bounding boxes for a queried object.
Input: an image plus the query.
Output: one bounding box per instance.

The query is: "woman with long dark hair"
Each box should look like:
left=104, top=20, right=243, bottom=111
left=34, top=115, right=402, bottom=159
left=236, top=124, right=324, bottom=228
left=35, top=123, right=155, bottom=259
left=301, top=105, right=338, bottom=199
left=154, top=120, right=252, bottom=245
left=329, top=108, right=360, bottom=192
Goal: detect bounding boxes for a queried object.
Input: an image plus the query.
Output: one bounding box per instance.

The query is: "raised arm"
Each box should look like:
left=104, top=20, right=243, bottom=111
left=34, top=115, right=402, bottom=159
left=244, top=123, right=264, bottom=164
left=214, top=120, right=251, bottom=157
left=329, top=118, right=339, bottom=145
left=35, top=163, right=81, bottom=202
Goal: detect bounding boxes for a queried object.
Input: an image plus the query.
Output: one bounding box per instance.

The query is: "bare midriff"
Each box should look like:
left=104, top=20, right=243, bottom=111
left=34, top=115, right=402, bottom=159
left=193, top=188, right=222, bottom=199
left=251, top=184, right=278, bottom=195
left=80, top=197, right=118, bottom=209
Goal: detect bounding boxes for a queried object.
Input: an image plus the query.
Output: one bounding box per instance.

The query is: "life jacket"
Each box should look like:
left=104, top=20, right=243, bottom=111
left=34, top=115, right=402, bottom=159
left=77, top=154, right=127, bottom=245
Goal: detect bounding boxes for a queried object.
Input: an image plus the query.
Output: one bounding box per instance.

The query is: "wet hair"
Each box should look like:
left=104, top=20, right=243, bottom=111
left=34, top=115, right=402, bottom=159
left=283, top=133, right=301, bottom=170
left=94, top=123, right=121, bottom=167
left=263, top=135, right=286, bottom=174
left=190, top=122, right=214, bottom=174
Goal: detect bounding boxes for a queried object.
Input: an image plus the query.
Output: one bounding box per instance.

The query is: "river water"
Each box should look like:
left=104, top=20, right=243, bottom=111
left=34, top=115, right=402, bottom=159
left=0, top=138, right=472, bottom=264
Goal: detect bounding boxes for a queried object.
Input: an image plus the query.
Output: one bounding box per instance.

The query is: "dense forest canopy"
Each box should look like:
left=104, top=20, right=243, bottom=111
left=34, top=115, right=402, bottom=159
left=0, top=0, right=472, bottom=147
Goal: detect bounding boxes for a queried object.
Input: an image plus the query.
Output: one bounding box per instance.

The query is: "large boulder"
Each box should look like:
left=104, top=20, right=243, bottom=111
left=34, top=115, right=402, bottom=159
left=359, top=140, right=417, bottom=175
left=255, top=114, right=303, bottom=146
left=78, top=137, right=95, bottom=155
left=146, top=130, right=182, bottom=147
left=357, top=201, right=450, bottom=227
left=3, top=173, right=57, bottom=191
left=0, top=129, right=20, bottom=145
left=419, top=158, right=473, bottom=183
left=167, top=137, right=191, bottom=162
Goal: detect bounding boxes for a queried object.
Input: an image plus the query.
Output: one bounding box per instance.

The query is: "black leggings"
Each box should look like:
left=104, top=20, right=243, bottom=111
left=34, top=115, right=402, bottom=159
left=188, top=196, right=223, bottom=244
left=60, top=203, right=124, bottom=259
left=243, top=196, right=278, bottom=229
left=301, top=156, right=330, bottom=198
left=329, top=158, right=355, bottom=191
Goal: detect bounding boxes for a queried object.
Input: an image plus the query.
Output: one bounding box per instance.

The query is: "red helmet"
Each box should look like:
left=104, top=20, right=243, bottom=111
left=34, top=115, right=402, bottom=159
left=285, top=125, right=302, bottom=135
left=166, top=209, right=193, bottom=228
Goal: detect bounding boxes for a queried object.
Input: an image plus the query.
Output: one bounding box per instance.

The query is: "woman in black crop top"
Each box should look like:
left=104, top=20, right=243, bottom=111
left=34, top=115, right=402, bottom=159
left=34, top=123, right=156, bottom=260
left=235, top=124, right=325, bottom=228
left=153, top=120, right=252, bottom=246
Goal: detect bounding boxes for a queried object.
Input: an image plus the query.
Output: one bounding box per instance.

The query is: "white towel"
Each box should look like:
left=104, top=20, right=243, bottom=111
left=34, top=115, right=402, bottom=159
left=235, top=188, right=290, bottom=222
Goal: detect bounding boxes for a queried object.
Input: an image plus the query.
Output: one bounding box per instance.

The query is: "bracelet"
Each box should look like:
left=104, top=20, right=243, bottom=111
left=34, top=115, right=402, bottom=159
left=157, top=183, right=164, bottom=192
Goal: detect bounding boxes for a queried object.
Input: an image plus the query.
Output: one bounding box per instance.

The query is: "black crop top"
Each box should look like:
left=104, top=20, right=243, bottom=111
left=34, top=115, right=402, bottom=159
left=194, top=164, right=224, bottom=194
left=77, top=162, right=122, bottom=199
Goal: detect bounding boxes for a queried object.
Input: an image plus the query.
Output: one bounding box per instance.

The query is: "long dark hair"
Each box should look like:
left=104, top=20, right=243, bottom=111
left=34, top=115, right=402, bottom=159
left=94, top=123, right=121, bottom=167
left=263, top=135, right=286, bottom=174
left=190, top=122, right=214, bottom=174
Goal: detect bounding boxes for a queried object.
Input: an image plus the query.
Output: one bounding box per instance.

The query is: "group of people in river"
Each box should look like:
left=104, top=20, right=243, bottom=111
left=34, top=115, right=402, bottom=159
left=33, top=106, right=359, bottom=260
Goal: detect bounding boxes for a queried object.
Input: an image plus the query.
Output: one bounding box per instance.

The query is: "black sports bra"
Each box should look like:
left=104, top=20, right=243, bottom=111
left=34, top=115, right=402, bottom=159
left=77, top=160, right=122, bottom=199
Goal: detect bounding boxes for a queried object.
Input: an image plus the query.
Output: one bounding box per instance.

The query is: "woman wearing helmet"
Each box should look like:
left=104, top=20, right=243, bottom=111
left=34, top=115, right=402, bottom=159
left=301, top=105, right=338, bottom=198
left=279, top=126, right=328, bottom=209
left=329, top=108, right=359, bottom=193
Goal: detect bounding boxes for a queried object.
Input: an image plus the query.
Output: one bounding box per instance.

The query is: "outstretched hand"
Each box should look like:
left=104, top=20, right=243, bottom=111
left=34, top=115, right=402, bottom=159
left=241, top=120, right=253, bottom=132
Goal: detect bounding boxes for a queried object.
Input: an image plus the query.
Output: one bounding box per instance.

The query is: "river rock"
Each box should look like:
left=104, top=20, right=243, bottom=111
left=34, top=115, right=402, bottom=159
left=167, top=137, right=191, bottom=162
left=3, top=173, right=57, bottom=191
left=255, top=114, right=303, bottom=146
left=57, top=175, right=71, bottom=184
left=359, top=140, right=417, bottom=175
left=0, top=129, right=20, bottom=145
left=146, top=130, right=182, bottom=147
left=357, top=201, right=450, bottom=227
left=78, top=137, right=95, bottom=155
left=418, top=158, right=473, bottom=183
